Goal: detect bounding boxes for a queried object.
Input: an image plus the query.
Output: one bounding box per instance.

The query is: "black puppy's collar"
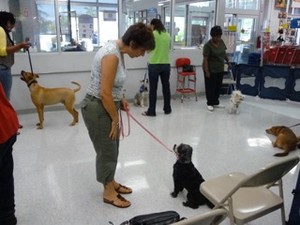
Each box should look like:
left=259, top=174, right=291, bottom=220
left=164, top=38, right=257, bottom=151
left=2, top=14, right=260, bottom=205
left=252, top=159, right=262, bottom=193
left=27, top=80, right=37, bottom=87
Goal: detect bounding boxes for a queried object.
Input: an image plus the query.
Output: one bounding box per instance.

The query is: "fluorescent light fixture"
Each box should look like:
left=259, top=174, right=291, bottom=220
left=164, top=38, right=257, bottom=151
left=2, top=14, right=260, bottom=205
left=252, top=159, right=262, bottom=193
left=158, top=0, right=170, bottom=6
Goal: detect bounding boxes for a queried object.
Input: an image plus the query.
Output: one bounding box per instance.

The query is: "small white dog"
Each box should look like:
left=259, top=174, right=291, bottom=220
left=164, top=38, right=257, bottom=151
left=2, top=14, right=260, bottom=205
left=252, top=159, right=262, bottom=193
left=228, top=90, right=244, bottom=114
left=133, top=79, right=149, bottom=107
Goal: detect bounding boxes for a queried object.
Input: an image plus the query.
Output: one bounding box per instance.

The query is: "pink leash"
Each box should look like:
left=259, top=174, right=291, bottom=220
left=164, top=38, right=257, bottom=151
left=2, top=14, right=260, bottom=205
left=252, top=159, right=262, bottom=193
left=119, top=110, right=130, bottom=138
left=119, top=110, right=174, bottom=154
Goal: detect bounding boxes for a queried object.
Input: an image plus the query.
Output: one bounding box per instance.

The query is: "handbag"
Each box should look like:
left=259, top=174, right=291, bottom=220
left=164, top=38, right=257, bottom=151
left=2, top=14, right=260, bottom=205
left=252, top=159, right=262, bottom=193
left=120, top=210, right=182, bottom=225
left=182, top=64, right=194, bottom=72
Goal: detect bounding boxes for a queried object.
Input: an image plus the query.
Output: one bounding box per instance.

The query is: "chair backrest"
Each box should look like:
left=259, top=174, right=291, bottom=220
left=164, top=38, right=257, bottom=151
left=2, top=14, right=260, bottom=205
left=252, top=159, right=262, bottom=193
left=176, top=58, right=191, bottom=68
left=242, top=156, right=299, bottom=188
left=172, top=209, right=227, bottom=225
left=216, top=156, right=300, bottom=205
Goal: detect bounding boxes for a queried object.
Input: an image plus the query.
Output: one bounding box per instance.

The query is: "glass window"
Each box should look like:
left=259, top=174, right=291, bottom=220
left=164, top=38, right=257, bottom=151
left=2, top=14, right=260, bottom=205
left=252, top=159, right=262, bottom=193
left=226, top=0, right=259, bottom=10
left=173, top=0, right=216, bottom=48
left=123, top=0, right=215, bottom=49
left=122, top=1, right=161, bottom=37
left=226, top=0, right=236, bottom=9
left=71, top=0, right=97, bottom=2
left=57, top=3, right=98, bottom=52
left=123, top=3, right=160, bottom=26
left=8, top=0, right=118, bottom=53
left=33, top=1, right=56, bottom=52
left=11, top=1, right=56, bottom=53
left=57, top=1, right=118, bottom=52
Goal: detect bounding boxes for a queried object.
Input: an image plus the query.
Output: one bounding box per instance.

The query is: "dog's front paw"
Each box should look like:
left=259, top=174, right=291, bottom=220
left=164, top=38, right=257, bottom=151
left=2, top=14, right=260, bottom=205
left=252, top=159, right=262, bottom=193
left=170, top=192, right=178, bottom=198
left=36, top=122, right=43, bottom=129
left=183, top=201, right=198, bottom=209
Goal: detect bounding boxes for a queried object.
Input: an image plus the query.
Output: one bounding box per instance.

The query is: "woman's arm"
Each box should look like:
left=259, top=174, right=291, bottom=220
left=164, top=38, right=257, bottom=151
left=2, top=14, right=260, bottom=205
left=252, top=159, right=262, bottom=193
left=203, top=56, right=210, bottom=78
left=6, top=41, right=30, bottom=54
left=0, top=28, right=7, bottom=56
left=0, top=28, right=30, bottom=55
left=100, top=54, right=119, bottom=140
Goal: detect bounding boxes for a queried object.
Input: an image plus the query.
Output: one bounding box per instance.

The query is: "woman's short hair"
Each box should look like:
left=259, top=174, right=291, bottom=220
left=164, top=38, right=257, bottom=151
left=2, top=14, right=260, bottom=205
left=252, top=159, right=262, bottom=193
left=122, top=22, right=155, bottom=51
left=210, top=25, right=222, bottom=37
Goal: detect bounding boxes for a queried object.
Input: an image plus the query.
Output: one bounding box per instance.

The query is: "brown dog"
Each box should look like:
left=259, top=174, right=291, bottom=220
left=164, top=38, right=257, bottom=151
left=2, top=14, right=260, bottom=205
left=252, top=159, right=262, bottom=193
left=265, top=125, right=300, bottom=157
left=21, top=70, right=81, bottom=129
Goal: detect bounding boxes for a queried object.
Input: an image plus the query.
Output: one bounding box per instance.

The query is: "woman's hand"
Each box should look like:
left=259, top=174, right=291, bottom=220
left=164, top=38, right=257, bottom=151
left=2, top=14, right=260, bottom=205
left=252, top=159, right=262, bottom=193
left=121, top=98, right=129, bottom=111
left=203, top=57, right=210, bottom=78
left=205, top=71, right=210, bottom=78
left=227, top=61, right=232, bottom=70
left=109, top=120, right=119, bottom=140
left=20, top=41, right=31, bottom=50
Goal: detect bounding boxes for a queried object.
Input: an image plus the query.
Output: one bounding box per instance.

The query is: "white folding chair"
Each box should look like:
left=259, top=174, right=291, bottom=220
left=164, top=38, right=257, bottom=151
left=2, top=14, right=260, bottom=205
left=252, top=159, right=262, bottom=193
left=172, top=208, right=227, bottom=225
left=200, top=156, right=300, bottom=225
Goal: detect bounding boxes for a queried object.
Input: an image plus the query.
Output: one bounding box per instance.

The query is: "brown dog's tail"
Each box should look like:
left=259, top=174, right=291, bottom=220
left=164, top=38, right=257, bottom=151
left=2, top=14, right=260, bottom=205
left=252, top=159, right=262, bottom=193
left=71, top=81, right=81, bottom=92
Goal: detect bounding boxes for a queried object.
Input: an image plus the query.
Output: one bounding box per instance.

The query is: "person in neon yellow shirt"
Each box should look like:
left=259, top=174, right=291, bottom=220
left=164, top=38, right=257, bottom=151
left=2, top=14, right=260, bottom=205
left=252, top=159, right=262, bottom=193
left=143, top=18, right=171, bottom=116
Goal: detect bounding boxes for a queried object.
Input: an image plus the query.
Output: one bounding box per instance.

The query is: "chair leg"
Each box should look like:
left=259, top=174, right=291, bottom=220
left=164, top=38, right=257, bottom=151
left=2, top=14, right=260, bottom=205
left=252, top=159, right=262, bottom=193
left=278, top=180, right=286, bottom=225
left=227, top=198, right=235, bottom=225
left=227, top=85, right=231, bottom=95
left=280, top=206, right=286, bottom=225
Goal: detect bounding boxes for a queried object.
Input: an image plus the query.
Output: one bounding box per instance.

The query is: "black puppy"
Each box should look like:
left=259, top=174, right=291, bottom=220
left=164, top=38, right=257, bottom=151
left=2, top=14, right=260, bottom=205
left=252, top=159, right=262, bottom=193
left=170, top=143, right=214, bottom=209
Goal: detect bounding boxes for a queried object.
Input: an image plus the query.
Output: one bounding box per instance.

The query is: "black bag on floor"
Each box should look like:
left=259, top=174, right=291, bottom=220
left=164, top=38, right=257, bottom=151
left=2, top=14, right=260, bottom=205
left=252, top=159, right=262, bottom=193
left=120, top=211, right=182, bottom=225
left=287, top=170, right=300, bottom=225
left=182, top=64, right=195, bottom=72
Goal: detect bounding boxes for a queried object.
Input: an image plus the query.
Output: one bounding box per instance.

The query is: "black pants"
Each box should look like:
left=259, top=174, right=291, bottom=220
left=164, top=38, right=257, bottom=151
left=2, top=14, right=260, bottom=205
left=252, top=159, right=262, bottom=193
left=204, top=72, right=224, bottom=106
left=147, top=64, right=171, bottom=116
left=0, top=135, right=17, bottom=225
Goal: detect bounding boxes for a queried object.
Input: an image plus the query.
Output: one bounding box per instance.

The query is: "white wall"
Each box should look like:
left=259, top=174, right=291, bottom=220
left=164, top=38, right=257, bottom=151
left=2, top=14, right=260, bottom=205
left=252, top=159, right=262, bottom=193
left=11, top=49, right=204, bottom=113
left=0, top=1, right=9, bottom=11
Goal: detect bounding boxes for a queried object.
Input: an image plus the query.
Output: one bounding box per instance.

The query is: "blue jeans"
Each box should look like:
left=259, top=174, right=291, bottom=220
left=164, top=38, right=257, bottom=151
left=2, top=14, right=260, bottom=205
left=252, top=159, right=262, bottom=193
left=146, top=64, right=171, bottom=116
left=0, top=135, right=17, bottom=225
left=0, top=65, right=12, bottom=100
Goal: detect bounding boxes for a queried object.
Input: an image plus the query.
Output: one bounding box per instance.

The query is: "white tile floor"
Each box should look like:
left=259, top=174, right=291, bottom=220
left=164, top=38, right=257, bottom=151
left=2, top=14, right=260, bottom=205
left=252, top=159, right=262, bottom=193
left=13, top=94, right=300, bottom=225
